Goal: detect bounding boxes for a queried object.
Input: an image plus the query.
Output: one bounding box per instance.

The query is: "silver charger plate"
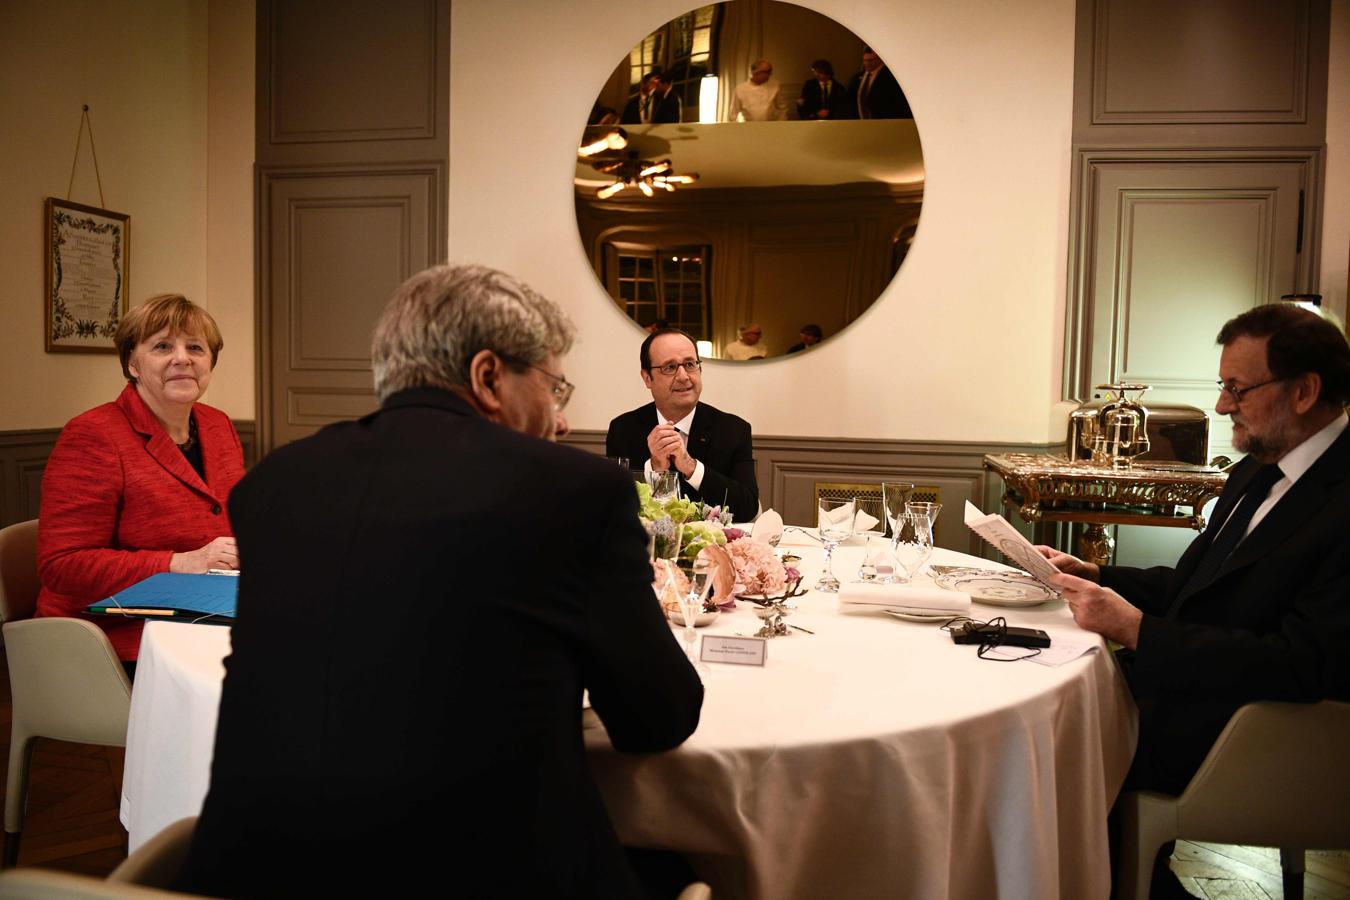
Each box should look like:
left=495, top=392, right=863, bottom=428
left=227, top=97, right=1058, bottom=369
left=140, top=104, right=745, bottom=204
left=935, top=573, right=1056, bottom=607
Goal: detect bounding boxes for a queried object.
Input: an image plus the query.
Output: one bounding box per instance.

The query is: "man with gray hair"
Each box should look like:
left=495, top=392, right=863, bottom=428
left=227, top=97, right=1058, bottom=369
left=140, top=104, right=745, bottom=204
left=180, top=264, right=703, bottom=898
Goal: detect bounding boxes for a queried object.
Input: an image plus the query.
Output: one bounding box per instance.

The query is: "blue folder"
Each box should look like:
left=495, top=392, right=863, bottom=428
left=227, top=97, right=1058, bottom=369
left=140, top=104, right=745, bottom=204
left=86, top=572, right=238, bottom=621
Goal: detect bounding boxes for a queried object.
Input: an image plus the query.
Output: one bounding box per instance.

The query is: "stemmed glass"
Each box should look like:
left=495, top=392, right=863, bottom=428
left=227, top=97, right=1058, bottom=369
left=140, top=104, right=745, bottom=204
left=816, top=497, right=856, bottom=593
left=679, top=555, right=713, bottom=681
left=892, top=511, right=935, bottom=583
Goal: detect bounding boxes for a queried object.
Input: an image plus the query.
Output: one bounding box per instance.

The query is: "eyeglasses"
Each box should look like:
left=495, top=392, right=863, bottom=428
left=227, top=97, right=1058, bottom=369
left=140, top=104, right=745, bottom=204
left=502, top=354, right=574, bottom=411
left=648, top=360, right=702, bottom=377
left=1215, top=377, right=1286, bottom=403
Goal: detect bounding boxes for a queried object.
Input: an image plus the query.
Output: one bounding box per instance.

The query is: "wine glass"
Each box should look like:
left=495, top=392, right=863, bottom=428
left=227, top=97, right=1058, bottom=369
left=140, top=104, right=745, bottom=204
left=816, top=497, right=856, bottom=593
left=892, top=511, right=934, bottom=583
left=680, top=556, right=713, bottom=681
left=881, top=481, right=916, bottom=538
left=649, top=469, right=680, bottom=503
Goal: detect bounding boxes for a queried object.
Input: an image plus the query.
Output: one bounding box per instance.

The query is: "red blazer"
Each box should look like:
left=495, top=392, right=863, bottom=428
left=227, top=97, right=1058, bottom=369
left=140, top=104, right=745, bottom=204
left=37, top=384, right=246, bottom=660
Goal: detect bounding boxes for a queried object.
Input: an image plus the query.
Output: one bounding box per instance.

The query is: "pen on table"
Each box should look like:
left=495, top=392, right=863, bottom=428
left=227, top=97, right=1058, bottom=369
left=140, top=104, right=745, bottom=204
left=100, top=608, right=176, bottom=616
left=208, top=569, right=240, bottom=576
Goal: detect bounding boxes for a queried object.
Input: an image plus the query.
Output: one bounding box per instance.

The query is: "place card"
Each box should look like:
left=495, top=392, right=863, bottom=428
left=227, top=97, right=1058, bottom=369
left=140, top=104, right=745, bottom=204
left=700, top=635, right=767, bottom=666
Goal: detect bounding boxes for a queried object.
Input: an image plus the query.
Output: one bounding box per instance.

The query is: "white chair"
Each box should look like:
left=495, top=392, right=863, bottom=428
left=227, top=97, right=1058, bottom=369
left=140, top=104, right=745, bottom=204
left=0, top=520, right=133, bottom=867
left=1117, top=699, right=1350, bottom=900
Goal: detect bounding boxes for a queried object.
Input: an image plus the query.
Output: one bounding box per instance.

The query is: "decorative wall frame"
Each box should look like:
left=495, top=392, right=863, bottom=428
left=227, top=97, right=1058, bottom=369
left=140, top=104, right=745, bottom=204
left=44, top=197, right=130, bottom=353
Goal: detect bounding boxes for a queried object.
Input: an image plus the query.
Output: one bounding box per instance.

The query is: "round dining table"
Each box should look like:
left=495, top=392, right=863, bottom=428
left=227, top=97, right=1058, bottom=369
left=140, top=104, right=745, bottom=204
left=120, top=537, right=1136, bottom=900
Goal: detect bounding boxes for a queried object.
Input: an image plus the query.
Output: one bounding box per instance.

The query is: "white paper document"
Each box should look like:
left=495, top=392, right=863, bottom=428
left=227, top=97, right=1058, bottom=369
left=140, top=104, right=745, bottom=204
left=983, top=639, right=1099, bottom=667
left=962, top=501, right=1060, bottom=587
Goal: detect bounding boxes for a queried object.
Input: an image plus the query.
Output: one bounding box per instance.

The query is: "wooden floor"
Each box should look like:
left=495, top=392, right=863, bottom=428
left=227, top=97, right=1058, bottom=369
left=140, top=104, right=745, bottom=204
left=0, top=646, right=1346, bottom=895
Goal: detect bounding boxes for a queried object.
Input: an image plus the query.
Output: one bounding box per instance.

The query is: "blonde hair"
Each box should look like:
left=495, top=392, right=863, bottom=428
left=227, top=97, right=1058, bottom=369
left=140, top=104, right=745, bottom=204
left=115, top=294, right=224, bottom=381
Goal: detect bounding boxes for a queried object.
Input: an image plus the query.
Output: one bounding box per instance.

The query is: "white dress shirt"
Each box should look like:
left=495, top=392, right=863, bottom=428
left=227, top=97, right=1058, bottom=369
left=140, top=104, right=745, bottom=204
left=1241, top=411, right=1348, bottom=537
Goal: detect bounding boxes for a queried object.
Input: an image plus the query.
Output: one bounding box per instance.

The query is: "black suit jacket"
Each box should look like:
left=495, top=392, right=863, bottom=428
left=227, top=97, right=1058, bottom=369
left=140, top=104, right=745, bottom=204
left=652, top=89, right=682, bottom=123
left=606, top=402, right=759, bottom=524
left=797, top=78, right=851, bottom=120
left=179, top=388, right=703, bottom=898
left=1101, top=421, right=1350, bottom=794
left=847, top=65, right=912, bottom=119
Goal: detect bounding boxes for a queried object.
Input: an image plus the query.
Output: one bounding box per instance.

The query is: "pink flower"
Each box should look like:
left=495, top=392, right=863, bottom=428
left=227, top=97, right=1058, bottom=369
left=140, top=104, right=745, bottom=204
left=723, top=527, right=746, bottom=543
left=727, top=538, right=787, bottom=595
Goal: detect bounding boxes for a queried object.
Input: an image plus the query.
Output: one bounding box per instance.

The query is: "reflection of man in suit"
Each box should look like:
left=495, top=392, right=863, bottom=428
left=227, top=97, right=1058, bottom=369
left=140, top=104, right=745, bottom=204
left=179, top=265, right=703, bottom=898
left=652, top=72, right=683, bottom=123
left=797, top=59, right=851, bottom=121
left=1043, top=304, right=1350, bottom=797
left=848, top=47, right=912, bottom=120
left=621, top=71, right=660, bottom=124
left=607, top=328, right=759, bottom=522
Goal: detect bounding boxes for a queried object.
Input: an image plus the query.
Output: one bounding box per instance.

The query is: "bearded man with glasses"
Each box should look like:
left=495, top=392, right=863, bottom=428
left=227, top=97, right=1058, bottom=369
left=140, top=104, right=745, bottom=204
left=1039, top=303, right=1350, bottom=801
left=606, top=327, right=760, bottom=522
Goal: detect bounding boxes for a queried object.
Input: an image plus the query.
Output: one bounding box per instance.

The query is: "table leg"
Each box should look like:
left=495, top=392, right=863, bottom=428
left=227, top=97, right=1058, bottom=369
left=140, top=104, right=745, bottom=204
left=1078, top=524, right=1114, bottom=567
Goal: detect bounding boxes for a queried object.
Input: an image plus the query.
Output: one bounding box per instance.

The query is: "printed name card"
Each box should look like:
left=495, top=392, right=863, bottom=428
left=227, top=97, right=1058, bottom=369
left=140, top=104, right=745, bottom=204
left=700, top=635, right=767, bottom=666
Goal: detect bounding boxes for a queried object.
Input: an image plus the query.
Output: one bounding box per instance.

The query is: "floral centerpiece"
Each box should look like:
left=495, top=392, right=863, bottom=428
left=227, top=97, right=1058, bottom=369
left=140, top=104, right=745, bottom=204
left=637, top=483, right=801, bottom=612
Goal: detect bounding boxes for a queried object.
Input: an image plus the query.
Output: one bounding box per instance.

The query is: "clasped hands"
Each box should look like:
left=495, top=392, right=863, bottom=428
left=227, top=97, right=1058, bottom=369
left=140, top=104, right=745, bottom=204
left=1034, top=546, right=1143, bottom=650
left=647, top=422, right=696, bottom=479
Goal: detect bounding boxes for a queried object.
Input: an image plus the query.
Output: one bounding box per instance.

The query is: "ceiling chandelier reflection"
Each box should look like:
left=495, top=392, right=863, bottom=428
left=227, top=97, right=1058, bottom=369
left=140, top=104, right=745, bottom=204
left=577, top=128, right=699, bottom=200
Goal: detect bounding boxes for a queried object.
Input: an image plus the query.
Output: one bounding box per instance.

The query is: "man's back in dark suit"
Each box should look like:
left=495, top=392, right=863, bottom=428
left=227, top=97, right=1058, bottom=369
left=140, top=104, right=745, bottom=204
left=178, top=265, right=703, bottom=898
left=848, top=64, right=911, bottom=119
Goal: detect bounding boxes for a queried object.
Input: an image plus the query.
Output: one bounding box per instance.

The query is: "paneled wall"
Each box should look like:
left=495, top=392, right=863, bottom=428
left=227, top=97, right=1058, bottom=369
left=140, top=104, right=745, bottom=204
left=0, top=424, right=258, bottom=528
left=562, top=429, right=1054, bottom=556
left=1066, top=0, right=1331, bottom=454
left=255, top=0, right=450, bottom=451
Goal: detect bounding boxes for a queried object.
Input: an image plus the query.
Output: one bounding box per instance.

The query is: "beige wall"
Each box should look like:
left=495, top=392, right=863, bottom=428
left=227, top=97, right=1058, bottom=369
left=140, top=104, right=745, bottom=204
left=1, top=0, right=1345, bottom=441
left=450, top=0, right=1080, bottom=443
left=0, top=0, right=254, bottom=431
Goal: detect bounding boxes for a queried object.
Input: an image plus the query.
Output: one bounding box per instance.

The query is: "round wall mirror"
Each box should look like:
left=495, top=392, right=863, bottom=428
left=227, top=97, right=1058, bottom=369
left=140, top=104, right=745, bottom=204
left=575, top=0, right=924, bottom=361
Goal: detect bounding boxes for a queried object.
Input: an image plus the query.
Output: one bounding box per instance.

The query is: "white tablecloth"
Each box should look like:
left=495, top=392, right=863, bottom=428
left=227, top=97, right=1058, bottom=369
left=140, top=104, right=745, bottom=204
left=121, top=540, right=1136, bottom=899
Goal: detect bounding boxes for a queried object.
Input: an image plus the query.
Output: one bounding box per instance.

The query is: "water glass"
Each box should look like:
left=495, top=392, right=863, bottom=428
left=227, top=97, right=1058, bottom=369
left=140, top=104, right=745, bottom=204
left=649, top=469, right=680, bottom=503
left=882, top=481, right=916, bottom=537
left=893, top=511, right=934, bottom=582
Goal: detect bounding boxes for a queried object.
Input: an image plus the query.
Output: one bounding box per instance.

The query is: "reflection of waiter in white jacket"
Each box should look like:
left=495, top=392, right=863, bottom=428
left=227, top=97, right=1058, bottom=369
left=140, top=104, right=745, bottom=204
left=729, top=59, right=789, bottom=122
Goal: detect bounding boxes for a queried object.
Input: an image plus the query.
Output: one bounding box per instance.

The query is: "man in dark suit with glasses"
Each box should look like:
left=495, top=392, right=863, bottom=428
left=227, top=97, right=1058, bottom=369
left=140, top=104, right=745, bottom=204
left=1043, top=303, right=1350, bottom=798
left=606, top=328, right=759, bottom=523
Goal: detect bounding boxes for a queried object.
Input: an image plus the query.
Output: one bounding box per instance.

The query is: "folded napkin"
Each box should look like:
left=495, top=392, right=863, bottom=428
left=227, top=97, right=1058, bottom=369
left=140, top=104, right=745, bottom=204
left=752, top=509, right=784, bottom=545
left=819, top=501, right=880, bottom=534
left=838, top=582, right=971, bottom=616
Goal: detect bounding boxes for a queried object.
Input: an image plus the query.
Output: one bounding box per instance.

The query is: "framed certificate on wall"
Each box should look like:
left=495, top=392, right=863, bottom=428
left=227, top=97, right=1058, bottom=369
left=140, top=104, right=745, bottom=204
left=45, top=197, right=130, bottom=353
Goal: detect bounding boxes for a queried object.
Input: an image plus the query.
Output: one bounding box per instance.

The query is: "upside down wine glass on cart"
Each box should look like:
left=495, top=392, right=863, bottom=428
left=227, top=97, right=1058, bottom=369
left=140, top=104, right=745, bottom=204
left=680, top=555, right=713, bottom=681
left=892, top=510, right=935, bottom=582
left=816, top=497, right=857, bottom=593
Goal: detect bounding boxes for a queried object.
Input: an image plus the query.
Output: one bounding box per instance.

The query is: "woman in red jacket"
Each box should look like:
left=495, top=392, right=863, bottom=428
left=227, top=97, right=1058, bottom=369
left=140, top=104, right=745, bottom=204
left=37, top=294, right=246, bottom=667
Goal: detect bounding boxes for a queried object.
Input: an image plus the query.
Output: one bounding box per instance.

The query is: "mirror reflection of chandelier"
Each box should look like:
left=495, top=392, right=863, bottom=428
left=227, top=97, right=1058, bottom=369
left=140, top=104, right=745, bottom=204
left=592, top=153, right=700, bottom=199
left=578, top=129, right=699, bottom=199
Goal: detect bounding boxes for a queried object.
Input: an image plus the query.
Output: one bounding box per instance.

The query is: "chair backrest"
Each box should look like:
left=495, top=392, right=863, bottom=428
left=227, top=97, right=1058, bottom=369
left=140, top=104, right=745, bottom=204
left=0, top=519, right=40, bottom=625
left=108, top=817, right=198, bottom=887
left=1178, top=699, right=1350, bottom=848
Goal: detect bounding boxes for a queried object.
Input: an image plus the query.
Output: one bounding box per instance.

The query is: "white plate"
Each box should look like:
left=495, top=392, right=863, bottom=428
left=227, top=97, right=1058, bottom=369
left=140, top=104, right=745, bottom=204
left=667, top=608, right=719, bottom=627
left=935, top=574, right=1057, bottom=607
left=883, top=609, right=958, bottom=623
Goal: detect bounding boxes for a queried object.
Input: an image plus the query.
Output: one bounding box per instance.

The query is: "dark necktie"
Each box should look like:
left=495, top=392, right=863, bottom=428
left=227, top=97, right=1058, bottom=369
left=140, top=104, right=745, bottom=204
left=1180, top=462, right=1283, bottom=596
